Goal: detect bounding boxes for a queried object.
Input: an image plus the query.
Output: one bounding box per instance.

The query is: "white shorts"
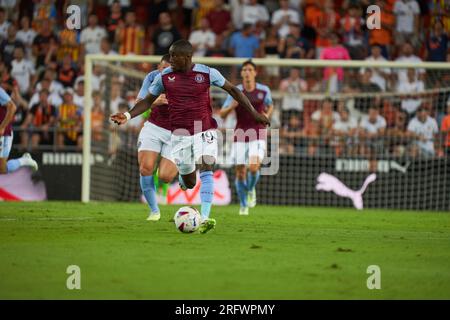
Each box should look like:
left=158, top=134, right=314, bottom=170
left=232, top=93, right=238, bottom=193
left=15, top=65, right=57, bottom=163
left=171, top=130, right=218, bottom=175
left=231, top=139, right=266, bottom=165
left=137, top=122, right=174, bottom=162
left=0, top=134, right=13, bottom=159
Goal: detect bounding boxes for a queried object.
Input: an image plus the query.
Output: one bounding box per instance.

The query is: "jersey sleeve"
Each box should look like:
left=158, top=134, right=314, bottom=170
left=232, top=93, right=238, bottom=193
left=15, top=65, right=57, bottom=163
left=210, top=68, right=226, bottom=88
left=263, top=87, right=273, bottom=106
left=0, top=87, right=11, bottom=105
left=222, top=94, right=234, bottom=108
left=148, top=73, right=165, bottom=96
left=138, top=73, right=155, bottom=100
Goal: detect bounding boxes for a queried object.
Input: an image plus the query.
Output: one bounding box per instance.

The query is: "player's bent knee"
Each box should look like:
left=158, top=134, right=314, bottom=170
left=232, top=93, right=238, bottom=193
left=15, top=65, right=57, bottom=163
left=249, top=163, right=260, bottom=174
left=159, top=172, right=176, bottom=184
left=0, top=161, right=6, bottom=174
left=139, top=164, right=155, bottom=177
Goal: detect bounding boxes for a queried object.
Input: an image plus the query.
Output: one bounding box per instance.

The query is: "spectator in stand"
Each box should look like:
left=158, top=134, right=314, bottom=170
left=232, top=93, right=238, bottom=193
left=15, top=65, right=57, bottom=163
left=106, top=1, right=124, bottom=44
left=271, top=0, right=301, bottom=39
left=57, top=88, right=82, bottom=149
left=358, top=105, right=387, bottom=157
left=425, top=19, right=448, bottom=62
left=385, top=109, right=409, bottom=156
left=28, top=77, right=63, bottom=110
left=16, top=16, right=37, bottom=59
left=150, top=12, right=182, bottom=55
left=368, top=0, right=395, bottom=59
left=206, top=0, right=232, bottom=37
left=109, top=80, right=125, bottom=115
left=0, top=8, right=11, bottom=42
left=229, top=23, right=260, bottom=58
left=10, top=47, right=36, bottom=99
left=393, top=0, right=420, bottom=47
left=351, top=69, right=382, bottom=114
left=319, top=33, right=351, bottom=93
left=22, top=88, right=57, bottom=149
left=360, top=45, right=392, bottom=91
left=100, top=38, right=118, bottom=56
left=57, top=54, right=78, bottom=88
left=314, top=0, right=340, bottom=58
left=73, top=77, right=85, bottom=111
left=32, top=19, right=58, bottom=70
left=32, top=0, right=57, bottom=29
left=279, top=68, right=308, bottom=123
left=116, top=11, right=145, bottom=55
left=394, top=42, right=426, bottom=83
left=0, top=24, right=23, bottom=67
left=280, top=112, right=304, bottom=155
left=407, top=106, right=439, bottom=157
left=242, top=0, right=270, bottom=27
left=262, top=26, right=282, bottom=86
left=397, top=68, right=425, bottom=116
left=80, top=14, right=107, bottom=55
left=441, top=101, right=450, bottom=156
left=279, top=24, right=314, bottom=59
left=309, top=98, right=340, bottom=155
left=332, top=106, right=358, bottom=156
left=189, top=18, right=216, bottom=57
left=339, top=4, right=366, bottom=60
left=91, top=91, right=105, bottom=142
left=57, top=25, right=81, bottom=64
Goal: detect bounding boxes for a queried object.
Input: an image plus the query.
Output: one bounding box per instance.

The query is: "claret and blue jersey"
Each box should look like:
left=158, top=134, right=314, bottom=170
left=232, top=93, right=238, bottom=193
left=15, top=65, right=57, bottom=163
left=222, top=83, right=273, bottom=142
left=148, top=64, right=226, bottom=135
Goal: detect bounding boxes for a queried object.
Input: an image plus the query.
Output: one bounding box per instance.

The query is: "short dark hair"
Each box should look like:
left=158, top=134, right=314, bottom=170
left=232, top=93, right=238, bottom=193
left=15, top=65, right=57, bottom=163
left=241, top=59, right=256, bottom=70
left=161, top=53, right=170, bottom=62
left=170, top=39, right=193, bottom=56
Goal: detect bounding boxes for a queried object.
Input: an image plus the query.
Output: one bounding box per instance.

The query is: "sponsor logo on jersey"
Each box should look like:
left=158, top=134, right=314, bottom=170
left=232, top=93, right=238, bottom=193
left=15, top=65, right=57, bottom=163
left=168, top=76, right=176, bottom=82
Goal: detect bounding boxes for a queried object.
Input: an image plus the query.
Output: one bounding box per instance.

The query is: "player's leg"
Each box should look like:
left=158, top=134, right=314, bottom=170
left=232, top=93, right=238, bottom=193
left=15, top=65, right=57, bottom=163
left=195, top=130, right=218, bottom=234
left=0, top=135, right=38, bottom=174
left=158, top=138, right=178, bottom=184
left=137, top=122, right=164, bottom=221
left=232, top=141, right=249, bottom=215
left=171, top=134, right=197, bottom=190
left=247, top=140, right=265, bottom=208
left=138, top=150, right=161, bottom=220
left=235, top=165, right=249, bottom=215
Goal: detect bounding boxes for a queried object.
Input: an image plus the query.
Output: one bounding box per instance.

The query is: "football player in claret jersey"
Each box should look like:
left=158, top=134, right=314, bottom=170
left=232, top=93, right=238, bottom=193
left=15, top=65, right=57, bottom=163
left=136, top=54, right=178, bottom=221
left=111, top=40, right=270, bottom=234
left=220, top=60, right=274, bottom=215
left=0, top=86, right=38, bottom=175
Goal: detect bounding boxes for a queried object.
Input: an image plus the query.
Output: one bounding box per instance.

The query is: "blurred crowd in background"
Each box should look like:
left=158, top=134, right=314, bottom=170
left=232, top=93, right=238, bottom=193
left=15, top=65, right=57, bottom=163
left=0, top=0, right=449, bottom=158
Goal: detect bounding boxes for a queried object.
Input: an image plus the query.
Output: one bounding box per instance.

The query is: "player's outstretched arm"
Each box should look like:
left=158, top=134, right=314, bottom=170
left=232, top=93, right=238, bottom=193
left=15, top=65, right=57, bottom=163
left=221, top=80, right=270, bottom=126
left=110, top=94, right=158, bottom=125
left=220, top=100, right=238, bottom=119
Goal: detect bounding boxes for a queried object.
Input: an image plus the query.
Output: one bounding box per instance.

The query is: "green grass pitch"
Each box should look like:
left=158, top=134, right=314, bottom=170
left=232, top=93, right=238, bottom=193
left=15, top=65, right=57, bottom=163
left=0, top=201, right=449, bottom=299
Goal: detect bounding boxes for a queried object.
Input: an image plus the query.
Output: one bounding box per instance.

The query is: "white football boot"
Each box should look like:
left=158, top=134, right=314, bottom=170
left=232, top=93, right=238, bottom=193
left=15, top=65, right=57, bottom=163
left=247, top=188, right=256, bottom=208
left=147, top=211, right=161, bottom=221
left=22, top=153, right=39, bottom=171
left=239, top=207, right=249, bottom=216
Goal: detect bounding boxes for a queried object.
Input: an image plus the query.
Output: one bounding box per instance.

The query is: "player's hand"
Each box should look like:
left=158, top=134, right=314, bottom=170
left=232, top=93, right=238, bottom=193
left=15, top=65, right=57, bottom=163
left=154, top=94, right=168, bottom=106
left=0, top=127, right=5, bottom=136
left=110, top=113, right=128, bottom=125
left=253, top=113, right=270, bottom=126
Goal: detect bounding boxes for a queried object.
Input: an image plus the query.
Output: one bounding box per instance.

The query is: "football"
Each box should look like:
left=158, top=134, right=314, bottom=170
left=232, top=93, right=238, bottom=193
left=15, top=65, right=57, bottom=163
left=174, top=206, right=201, bottom=233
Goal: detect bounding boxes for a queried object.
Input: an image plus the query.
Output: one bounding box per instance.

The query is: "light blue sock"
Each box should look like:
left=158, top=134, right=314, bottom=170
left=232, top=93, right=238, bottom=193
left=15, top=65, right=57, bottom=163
left=6, top=159, right=21, bottom=173
left=247, top=170, right=260, bottom=191
left=235, top=179, right=248, bottom=207
left=200, top=171, right=214, bottom=219
left=140, top=175, right=159, bottom=213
